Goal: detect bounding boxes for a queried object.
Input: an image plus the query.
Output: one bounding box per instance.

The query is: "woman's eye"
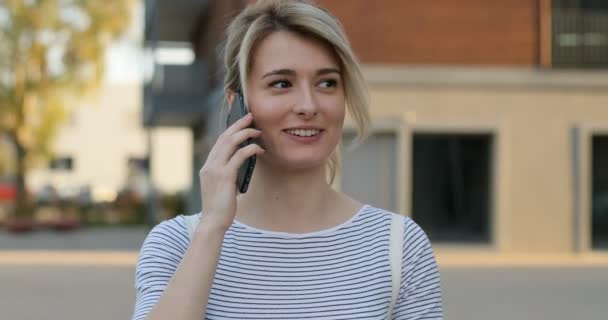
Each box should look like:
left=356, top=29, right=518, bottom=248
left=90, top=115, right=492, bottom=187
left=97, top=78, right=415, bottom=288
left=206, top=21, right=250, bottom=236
left=270, top=80, right=292, bottom=89
left=319, top=79, right=338, bottom=88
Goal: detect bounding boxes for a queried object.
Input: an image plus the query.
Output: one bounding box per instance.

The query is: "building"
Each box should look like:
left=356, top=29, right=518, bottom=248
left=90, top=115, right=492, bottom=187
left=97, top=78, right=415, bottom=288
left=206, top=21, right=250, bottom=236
left=25, top=2, right=192, bottom=213
left=143, top=0, right=608, bottom=254
left=27, top=84, right=192, bottom=201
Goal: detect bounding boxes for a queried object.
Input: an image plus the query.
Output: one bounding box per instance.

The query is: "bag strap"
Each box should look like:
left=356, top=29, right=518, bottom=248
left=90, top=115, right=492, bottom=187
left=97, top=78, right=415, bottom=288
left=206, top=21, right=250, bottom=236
left=184, top=212, right=201, bottom=241
left=388, top=213, right=405, bottom=319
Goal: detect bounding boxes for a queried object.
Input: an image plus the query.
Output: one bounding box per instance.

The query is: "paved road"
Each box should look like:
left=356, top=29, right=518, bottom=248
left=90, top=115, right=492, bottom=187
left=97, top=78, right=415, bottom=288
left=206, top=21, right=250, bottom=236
left=1, top=264, right=606, bottom=320
left=1, top=227, right=607, bottom=319
left=441, top=267, right=608, bottom=320
left=0, top=226, right=149, bottom=251
left=0, top=265, right=135, bottom=320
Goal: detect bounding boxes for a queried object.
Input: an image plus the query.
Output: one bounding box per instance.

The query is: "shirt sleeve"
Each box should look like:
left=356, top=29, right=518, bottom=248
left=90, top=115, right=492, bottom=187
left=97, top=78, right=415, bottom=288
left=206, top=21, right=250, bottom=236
left=131, top=217, right=190, bottom=320
left=392, top=217, right=444, bottom=319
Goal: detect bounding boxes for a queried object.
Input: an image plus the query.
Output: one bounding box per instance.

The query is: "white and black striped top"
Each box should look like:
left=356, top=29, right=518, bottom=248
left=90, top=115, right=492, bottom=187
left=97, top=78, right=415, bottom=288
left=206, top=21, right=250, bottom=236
left=132, top=205, right=443, bottom=319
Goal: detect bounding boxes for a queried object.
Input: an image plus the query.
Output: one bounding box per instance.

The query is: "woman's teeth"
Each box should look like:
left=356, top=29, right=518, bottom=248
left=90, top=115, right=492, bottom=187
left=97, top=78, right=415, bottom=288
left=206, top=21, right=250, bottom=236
left=286, top=129, right=321, bottom=137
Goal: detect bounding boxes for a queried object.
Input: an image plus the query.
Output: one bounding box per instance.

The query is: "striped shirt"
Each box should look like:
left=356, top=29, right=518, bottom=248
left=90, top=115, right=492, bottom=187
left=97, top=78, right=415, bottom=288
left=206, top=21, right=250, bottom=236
left=132, top=205, right=443, bottom=319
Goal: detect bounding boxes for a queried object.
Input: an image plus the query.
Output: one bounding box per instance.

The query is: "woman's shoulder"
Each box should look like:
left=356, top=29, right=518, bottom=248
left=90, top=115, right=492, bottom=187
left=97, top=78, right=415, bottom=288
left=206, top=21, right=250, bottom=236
left=361, top=205, right=412, bottom=224
left=363, top=205, right=432, bottom=247
left=134, top=214, right=193, bottom=291
left=149, top=214, right=189, bottom=236
left=138, top=214, right=192, bottom=255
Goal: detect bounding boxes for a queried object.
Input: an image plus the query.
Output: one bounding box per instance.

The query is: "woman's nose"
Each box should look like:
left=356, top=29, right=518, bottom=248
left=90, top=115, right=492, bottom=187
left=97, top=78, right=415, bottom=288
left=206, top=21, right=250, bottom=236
left=293, top=87, right=318, bottom=118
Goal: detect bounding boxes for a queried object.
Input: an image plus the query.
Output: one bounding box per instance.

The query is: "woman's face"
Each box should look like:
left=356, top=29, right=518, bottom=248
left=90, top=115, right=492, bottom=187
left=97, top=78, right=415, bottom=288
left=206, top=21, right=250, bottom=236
left=246, top=30, right=345, bottom=171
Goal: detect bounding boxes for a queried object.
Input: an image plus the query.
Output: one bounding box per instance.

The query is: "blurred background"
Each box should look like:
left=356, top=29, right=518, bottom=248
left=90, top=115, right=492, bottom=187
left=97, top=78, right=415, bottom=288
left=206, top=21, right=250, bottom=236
left=1, top=0, right=607, bottom=319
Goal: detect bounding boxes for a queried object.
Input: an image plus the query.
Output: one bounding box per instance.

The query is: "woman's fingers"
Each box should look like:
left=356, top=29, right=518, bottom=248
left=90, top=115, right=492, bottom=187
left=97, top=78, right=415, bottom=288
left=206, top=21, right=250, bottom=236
left=226, top=143, right=265, bottom=173
left=196, top=113, right=262, bottom=231
left=213, top=128, right=262, bottom=163
left=225, top=112, right=254, bottom=135
left=207, top=123, right=261, bottom=163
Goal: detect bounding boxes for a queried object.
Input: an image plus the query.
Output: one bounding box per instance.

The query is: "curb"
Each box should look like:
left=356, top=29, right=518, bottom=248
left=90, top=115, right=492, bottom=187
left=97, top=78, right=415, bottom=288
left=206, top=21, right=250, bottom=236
left=0, top=250, right=138, bottom=266
left=435, top=251, right=608, bottom=268
left=2, top=250, right=608, bottom=268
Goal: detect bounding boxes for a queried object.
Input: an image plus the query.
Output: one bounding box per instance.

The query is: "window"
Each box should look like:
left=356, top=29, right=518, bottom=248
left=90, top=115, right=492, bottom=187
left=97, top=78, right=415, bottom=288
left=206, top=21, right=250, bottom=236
left=128, top=157, right=149, bottom=171
left=49, top=156, right=73, bottom=171
left=553, top=0, right=608, bottom=67
left=412, top=133, right=492, bottom=243
left=592, top=135, right=608, bottom=249
left=341, top=132, right=398, bottom=212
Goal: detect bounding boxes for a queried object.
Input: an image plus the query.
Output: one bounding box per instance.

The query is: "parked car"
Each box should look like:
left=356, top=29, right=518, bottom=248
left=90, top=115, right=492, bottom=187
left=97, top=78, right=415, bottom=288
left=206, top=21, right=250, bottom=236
left=0, top=183, right=15, bottom=203
left=0, top=183, right=15, bottom=224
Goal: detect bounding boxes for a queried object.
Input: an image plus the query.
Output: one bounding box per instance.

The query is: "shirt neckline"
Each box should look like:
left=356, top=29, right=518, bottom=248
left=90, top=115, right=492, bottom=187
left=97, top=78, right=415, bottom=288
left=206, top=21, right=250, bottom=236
left=232, top=204, right=370, bottom=238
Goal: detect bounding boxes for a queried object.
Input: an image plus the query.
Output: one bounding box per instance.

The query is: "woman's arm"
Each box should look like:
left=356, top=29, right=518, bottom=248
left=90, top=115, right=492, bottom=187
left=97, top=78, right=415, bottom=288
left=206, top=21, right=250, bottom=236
left=392, top=218, right=444, bottom=320
left=133, top=111, right=264, bottom=320
left=131, top=217, right=228, bottom=320
left=142, top=219, right=227, bottom=320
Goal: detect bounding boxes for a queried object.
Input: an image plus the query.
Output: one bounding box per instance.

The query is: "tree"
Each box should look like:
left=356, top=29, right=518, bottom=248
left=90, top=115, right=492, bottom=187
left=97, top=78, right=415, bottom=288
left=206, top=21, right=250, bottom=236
left=0, top=0, right=134, bottom=218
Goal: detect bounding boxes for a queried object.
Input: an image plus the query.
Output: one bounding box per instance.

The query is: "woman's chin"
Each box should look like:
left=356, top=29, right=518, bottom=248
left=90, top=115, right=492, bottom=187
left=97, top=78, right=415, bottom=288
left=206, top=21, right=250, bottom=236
left=261, top=154, right=328, bottom=171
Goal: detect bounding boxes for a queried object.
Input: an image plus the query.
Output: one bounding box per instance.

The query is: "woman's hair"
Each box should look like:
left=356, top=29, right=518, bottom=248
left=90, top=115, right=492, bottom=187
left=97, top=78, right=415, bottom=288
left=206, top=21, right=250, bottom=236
left=223, top=0, right=370, bottom=183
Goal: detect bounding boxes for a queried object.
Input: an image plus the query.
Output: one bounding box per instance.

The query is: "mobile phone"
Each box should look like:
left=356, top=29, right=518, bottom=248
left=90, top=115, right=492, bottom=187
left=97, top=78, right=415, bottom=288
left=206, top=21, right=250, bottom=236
left=226, top=92, right=256, bottom=193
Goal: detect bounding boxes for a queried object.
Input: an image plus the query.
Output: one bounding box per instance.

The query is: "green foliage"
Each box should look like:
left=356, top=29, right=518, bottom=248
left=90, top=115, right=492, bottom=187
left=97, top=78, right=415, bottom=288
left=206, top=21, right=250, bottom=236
left=0, top=0, right=134, bottom=215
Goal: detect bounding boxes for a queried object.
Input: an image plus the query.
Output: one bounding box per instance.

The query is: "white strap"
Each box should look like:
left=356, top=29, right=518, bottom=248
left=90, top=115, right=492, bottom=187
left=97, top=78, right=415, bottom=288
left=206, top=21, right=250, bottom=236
left=388, top=214, right=405, bottom=319
left=184, top=212, right=202, bottom=241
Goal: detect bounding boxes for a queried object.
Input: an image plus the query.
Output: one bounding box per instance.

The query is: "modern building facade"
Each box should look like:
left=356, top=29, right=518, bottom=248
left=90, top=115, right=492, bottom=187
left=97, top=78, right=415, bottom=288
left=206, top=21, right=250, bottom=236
left=26, top=84, right=192, bottom=201
left=143, top=0, right=608, bottom=254
left=21, top=2, right=193, bottom=209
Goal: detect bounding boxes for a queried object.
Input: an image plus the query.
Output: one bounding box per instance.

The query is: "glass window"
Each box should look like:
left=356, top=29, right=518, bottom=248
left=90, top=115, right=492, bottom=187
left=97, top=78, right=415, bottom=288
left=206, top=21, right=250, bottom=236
left=553, top=0, right=608, bottom=67
left=412, top=133, right=492, bottom=243
left=592, top=135, right=608, bottom=249
left=49, top=156, right=74, bottom=171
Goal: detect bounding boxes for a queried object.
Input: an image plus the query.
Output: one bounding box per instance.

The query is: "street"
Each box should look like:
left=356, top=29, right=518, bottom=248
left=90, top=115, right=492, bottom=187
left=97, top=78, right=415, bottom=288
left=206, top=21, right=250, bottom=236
left=1, top=227, right=607, bottom=319
left=1, top=263, right=606, bottom=320
left=441, top=267, right=607, bottom=320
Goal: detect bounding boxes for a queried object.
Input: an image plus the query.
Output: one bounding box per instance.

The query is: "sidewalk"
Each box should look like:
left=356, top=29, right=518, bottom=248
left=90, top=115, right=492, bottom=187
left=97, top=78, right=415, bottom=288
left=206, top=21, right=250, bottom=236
left=0, top=250, right=138, bottom=266
left=2, top=248, right=608, bottom=268
left=3, top=254, right=605, bottom=320
left=0, top=250, right=608, bottom=268
left=434, top=247, right=608, bottom=268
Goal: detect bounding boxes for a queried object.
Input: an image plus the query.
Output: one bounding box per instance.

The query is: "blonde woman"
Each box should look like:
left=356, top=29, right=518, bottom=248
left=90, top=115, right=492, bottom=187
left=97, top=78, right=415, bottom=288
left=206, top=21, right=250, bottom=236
left=132, top=1, right=443, bottom=319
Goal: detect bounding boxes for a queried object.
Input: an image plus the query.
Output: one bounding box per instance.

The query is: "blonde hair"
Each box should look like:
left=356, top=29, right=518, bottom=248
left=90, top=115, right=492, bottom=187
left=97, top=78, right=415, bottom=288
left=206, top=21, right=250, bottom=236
left=223, top=0, right=370, bottom=183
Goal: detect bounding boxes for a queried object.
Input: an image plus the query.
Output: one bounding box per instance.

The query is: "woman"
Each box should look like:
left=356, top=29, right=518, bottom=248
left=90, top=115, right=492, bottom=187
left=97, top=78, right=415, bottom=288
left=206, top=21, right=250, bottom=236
left=132, top=1, right=443, bottom=319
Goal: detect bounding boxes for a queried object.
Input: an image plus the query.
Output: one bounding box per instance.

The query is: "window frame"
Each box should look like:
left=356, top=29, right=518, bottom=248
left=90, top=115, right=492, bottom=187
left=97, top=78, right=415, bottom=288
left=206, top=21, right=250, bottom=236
left=572, top=123, right=608, bottom=252
left=406, top=120, right=506, bottom=249
left=551, top=2, right=608, bottom=68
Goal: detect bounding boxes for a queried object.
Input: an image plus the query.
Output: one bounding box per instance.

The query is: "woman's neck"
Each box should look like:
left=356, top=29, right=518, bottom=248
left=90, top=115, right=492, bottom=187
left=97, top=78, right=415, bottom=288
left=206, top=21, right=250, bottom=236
left=234, top=160, right=351, bottom=233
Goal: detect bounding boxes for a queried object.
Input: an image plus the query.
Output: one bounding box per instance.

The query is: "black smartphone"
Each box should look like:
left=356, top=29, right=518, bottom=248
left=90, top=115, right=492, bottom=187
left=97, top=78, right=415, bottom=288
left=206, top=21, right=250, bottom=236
left=226, top=92, right=256, bottom=193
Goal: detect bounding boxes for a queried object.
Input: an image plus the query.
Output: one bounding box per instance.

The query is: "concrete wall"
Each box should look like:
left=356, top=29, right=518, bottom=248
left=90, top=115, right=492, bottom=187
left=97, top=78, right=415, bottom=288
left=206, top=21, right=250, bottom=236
left=360, top=66, right=608, bottom=253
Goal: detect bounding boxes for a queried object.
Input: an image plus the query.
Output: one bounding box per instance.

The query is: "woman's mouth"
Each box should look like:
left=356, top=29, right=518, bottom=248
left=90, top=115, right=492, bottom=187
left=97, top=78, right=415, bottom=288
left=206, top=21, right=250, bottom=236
left=284, top=129, right=322, bottom=137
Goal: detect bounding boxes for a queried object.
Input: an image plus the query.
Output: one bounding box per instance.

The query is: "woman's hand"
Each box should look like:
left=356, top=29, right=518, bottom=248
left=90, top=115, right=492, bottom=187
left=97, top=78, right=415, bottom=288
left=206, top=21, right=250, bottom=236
left=198, top=113, right=264, bottom=232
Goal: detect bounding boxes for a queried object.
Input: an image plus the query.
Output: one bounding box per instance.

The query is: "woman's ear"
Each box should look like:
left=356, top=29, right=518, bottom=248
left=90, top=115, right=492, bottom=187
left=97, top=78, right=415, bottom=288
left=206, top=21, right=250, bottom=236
left=225, top=89, right=235, bottom=106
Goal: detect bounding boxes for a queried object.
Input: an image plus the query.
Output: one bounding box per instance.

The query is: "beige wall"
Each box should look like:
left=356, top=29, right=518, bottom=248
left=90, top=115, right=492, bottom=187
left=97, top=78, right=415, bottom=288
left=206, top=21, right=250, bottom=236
left=28, top=84, right=192, bottom=200
left=362, top=66, right=608, bottom=253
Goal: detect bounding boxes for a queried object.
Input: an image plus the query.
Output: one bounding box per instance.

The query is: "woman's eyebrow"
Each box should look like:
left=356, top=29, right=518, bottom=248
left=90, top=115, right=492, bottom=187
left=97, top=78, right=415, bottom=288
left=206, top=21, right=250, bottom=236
left=317, top=68, right=340, bottom=76
left=261, top=67, right=341, bottom=79
left=262, top=69, right=294, bottom=78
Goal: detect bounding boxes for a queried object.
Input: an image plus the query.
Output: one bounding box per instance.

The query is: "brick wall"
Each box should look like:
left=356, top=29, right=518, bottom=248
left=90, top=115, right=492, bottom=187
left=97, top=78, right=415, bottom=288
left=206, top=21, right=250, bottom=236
left=316, top=0, right=540, bottom=66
